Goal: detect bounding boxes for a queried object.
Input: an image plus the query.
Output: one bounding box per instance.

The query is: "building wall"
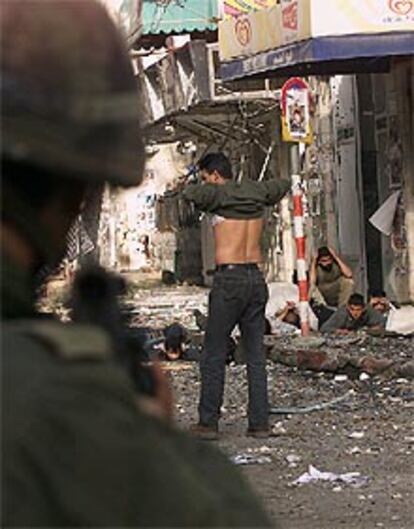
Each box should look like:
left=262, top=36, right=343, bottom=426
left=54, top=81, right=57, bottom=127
left=303, top=69, right=414, bottom=303
left=394, top=58, right=414, bottom=302
left=98, top=142, right=193, bottom=273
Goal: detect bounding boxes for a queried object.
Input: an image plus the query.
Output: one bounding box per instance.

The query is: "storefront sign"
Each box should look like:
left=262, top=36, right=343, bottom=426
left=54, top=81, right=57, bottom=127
left=281, top=78, right=312, bottom=144
left=219, top=0, right=414, bottom=62
left=219, top=7, right=282, bottom=60
left=281, top=0, right=311, bottom=45
left=311, top=0, right=414, bottom=36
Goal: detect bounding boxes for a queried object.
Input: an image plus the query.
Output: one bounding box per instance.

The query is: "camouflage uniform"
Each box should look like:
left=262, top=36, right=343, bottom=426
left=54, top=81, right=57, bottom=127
left=1, top=1, right=272, bottom=526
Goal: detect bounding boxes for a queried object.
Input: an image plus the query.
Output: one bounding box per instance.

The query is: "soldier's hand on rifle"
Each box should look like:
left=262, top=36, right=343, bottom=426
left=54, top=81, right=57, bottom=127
left=137, top=361, right=174, bottom=423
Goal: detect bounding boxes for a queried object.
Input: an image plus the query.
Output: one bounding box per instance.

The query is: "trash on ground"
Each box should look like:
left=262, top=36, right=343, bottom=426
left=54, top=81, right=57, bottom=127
left=348, top=431, right=365, bottom=439
left=269, top=390, right=353, bottom=415
left=293, top=465, right=369, bottom=487
left=334, top=374, right=348, bottom=382
left=231, top=453, right=272, bottom=465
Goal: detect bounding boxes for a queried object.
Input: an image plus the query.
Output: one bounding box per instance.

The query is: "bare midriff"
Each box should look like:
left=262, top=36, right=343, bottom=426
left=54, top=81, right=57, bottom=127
left=214, top=218, right=264, bottom=265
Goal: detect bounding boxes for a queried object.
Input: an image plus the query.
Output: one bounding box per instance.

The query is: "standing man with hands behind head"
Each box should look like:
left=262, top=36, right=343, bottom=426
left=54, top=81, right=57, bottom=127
left=183, top=153, right=290, bottom=440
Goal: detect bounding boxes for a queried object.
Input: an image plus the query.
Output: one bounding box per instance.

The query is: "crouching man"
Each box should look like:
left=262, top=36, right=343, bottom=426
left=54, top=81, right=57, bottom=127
left=182, top=153, right=290, bottom=439
left=320, top=293, right=385, bottom=334
left=310, top=246, right=354, bottom=307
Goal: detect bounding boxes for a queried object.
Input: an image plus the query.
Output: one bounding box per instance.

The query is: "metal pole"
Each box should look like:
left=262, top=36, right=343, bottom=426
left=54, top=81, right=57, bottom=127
left=290, top=143, right=310, bottom=336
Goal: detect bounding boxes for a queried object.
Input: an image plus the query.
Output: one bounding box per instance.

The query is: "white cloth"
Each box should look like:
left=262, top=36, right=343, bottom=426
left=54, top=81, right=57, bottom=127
left=266, top=282, right=318, bottom=331
left=369, top=191, right=400, bottom=236
left=385, top=306, right=414, bottom=335
left=210, top=214, right=226, bottom=227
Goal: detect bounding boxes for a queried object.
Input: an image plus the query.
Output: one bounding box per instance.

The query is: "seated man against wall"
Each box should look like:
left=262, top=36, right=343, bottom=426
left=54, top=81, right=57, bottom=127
left=310, top=246, right=354, bottom=307
left=320, top=293, right=385, bottom=334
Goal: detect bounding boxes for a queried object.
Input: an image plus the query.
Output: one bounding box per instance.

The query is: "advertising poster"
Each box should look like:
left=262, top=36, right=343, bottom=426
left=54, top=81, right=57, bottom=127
left=281, top=77, right=312, bottom=143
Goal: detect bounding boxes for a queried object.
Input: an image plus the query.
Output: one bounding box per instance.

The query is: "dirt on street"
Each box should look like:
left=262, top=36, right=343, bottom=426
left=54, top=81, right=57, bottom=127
left=43, top=280, right=414, bottom=528
left=135, top=283, right=413, bottom=529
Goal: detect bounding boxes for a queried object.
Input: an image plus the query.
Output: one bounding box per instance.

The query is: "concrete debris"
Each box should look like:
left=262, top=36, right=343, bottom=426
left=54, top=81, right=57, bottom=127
left=290, top=336, right=326, bottom=349
left=40, top=282, right=413, bottom=526
left=285, top=454, right=302, bottom=467
left=271, top=422, right=288, bottom=436
left=269, top=336, right=413, bottom=379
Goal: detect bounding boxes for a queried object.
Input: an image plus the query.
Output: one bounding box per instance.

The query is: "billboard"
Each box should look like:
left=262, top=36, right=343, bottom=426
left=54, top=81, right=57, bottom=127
left=219, top=0, right=414, bottom=62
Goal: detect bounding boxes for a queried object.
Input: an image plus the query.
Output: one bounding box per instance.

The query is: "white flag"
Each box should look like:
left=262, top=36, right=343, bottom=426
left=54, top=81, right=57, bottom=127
left=369, top=191, right=400, bottom=236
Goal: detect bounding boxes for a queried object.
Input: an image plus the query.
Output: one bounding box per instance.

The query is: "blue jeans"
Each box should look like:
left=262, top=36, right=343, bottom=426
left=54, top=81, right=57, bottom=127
left=198, top=264, right=269, bottom=430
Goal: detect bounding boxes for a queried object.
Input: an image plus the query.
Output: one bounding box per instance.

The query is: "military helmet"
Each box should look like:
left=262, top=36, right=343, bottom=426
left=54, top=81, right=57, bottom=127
left=1, top=0, right=145, bottom=187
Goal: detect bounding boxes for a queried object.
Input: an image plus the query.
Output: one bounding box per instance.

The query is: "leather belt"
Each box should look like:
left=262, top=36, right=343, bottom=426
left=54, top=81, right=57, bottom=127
left=215, top=263, right=258, bottom=272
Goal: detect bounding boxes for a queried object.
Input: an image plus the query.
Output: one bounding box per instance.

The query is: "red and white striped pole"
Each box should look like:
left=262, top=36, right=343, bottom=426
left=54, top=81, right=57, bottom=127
left=291, top=166, right=310, bottom=336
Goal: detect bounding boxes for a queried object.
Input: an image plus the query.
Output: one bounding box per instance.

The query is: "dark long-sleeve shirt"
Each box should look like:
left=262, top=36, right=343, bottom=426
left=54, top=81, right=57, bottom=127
left=320, top=305, right=385, bottom=333
left=182, top=178, right=290, bottom=218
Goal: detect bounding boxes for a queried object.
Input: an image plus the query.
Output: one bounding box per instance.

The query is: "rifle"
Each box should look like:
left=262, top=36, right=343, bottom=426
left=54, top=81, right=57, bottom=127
left=68, top=265, right=157, bottom=396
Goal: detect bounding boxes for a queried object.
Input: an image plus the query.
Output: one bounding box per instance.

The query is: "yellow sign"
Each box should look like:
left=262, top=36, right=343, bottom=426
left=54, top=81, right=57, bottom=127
left=219, top=0, right=414, bottom=62
left=219, top=1, right=311, bottom=61
left=219, top=6, right=282, bottom=60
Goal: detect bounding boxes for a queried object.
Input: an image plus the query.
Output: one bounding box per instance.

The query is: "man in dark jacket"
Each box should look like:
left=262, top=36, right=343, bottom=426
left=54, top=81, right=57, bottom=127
left=183, top=153, right=290, bottom=439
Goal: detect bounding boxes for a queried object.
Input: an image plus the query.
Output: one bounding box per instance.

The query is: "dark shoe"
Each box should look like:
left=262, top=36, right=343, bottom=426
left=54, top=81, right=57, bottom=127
left=246, top=428, right=270, bottom=439
left=190, top=423, right=219, bottom=441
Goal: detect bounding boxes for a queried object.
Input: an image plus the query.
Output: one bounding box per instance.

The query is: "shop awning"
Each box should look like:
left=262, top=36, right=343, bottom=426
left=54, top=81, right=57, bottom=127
left=221, top=31, right=414, bottom=80
left=142, top=0, right=218, bottom=35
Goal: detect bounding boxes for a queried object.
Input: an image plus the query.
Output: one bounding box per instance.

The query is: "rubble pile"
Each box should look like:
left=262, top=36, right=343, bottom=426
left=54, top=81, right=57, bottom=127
left=40, top=281, right=413, bottom=527
left=124, top=285, right=208, bottom=330
left=268, top=333, right=414, bottom=379
left=128, top=284, right=413, bottom=529
left=169, top=353, right=413, bottom=528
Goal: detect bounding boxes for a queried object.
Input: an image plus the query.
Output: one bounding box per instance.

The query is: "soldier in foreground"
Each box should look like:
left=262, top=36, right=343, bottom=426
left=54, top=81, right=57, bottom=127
left=1, top=2, right=272, bottom=526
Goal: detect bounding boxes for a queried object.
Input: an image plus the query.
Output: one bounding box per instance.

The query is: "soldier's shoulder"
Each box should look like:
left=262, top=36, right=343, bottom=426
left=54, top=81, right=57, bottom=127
left=3, top=319, right=112, bottom=361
